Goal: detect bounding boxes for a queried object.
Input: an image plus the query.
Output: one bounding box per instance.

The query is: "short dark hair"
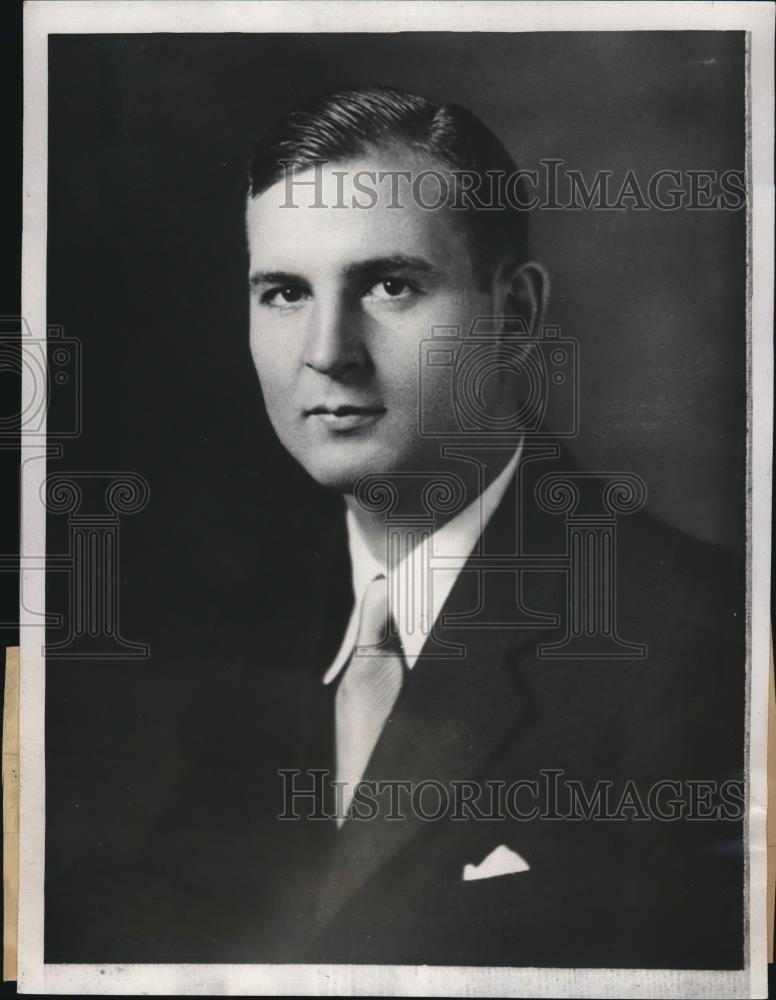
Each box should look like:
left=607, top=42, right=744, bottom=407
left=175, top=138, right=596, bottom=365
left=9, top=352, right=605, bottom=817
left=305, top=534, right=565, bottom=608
left=246, top=85, right=530, bottom=287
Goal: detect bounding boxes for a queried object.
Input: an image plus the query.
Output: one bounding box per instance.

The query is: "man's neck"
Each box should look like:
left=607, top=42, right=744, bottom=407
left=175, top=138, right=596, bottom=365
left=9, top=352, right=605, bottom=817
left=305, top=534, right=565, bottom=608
left=343, top=450, right=515, bottom=564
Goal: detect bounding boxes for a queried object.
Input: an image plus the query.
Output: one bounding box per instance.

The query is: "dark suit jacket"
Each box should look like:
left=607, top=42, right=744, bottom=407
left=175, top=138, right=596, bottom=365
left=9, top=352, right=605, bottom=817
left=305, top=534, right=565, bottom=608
left=44, top=450, right=745, bottom=968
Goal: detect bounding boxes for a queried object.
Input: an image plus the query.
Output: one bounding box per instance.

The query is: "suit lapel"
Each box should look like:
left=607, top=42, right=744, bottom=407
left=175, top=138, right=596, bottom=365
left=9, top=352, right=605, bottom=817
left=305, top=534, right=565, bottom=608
left=312, top=474, right=565, bottom=934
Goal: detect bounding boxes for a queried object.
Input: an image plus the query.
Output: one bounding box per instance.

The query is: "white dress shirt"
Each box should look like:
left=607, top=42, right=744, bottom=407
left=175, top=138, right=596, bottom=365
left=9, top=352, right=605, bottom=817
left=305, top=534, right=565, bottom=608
left=323, top=444, right=523, bottom=685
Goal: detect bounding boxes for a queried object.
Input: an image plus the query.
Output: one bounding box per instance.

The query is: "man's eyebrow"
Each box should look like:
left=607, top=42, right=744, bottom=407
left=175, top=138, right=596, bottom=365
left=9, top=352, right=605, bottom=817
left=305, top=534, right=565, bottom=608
left=249, top=270, right=307, bottom=287
left=346, top=255, right=438, bottom=277
left=249, top=256, right=439, bottom=288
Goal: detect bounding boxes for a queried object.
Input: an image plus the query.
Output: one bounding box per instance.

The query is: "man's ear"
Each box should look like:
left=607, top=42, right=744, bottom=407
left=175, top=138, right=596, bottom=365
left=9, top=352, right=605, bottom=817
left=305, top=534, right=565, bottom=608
left=495, top=260, right=550, bottom=337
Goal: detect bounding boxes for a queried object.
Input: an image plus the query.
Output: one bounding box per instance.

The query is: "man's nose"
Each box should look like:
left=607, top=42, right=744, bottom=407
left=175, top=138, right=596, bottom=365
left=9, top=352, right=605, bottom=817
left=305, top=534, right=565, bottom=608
left=302, top=297, right=368, bottom=378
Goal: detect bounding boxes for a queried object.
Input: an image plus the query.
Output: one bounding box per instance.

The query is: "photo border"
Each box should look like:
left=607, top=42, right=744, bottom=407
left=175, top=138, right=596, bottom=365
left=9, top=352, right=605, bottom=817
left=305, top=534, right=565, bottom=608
left=19, top=2, right=774, bottom=995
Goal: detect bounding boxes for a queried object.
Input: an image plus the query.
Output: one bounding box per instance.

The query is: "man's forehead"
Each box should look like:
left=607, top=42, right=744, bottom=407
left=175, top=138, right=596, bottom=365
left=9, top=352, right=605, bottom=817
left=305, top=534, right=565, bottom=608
left=245, top=156, right=470, bottom=271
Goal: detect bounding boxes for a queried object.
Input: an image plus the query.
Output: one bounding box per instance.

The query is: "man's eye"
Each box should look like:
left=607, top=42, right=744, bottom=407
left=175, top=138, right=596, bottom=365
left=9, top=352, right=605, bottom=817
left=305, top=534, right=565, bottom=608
left=364, top=278, right=414, bottom=301
left=261, top=286, right=309, bottom=307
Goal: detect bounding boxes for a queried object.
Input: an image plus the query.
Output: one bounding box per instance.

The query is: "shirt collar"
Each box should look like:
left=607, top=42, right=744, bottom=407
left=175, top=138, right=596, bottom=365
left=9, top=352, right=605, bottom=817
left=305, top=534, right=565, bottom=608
left=323, top=443, right=523, bottom=684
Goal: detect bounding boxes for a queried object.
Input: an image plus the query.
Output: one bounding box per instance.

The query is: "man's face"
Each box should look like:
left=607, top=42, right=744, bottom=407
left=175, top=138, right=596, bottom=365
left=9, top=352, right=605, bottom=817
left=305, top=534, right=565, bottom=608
left=246, top=150, right=498, bottom=493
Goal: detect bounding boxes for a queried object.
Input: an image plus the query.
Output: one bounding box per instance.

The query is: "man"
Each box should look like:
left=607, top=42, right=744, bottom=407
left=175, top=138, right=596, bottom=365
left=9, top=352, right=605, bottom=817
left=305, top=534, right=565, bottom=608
left=237, top=86, right=745, bottom=968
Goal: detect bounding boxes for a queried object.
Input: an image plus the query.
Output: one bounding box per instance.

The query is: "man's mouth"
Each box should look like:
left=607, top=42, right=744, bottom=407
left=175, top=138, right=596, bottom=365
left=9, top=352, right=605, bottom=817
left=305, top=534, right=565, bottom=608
left=305, top=404, right=387, bottom=431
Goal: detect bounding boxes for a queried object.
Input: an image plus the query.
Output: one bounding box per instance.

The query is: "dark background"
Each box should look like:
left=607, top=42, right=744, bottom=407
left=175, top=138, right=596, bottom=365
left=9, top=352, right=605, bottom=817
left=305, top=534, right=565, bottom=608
left=41, top=32, right=748, bottom=963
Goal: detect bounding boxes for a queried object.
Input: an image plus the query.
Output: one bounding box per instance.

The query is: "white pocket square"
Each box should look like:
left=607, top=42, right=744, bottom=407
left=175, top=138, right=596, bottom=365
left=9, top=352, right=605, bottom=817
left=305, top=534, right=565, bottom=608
left=462, top=844, right=530, bottom=881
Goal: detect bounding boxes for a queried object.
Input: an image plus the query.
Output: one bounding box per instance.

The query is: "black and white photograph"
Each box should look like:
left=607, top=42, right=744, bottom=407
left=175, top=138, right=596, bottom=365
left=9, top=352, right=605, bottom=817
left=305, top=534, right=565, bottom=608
left=12, top=1, right=774, bottom=996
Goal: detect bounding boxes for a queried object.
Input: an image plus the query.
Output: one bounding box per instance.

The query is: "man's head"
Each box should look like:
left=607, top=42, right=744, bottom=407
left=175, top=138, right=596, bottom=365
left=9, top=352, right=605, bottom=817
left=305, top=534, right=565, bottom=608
left=245, top=85, right=547, bottom=494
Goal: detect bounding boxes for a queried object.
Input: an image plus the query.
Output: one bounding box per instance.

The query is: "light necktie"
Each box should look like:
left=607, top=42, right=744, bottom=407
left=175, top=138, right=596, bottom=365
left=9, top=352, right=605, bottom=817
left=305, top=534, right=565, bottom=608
left=334, top=574, right=405, bottom=826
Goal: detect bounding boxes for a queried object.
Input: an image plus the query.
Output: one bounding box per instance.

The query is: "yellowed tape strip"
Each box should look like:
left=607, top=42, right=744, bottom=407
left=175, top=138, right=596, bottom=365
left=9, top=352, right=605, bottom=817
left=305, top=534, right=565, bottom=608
left=3, top=646, right=19, bottom=982
left=767, top=632, right=775, bottom=963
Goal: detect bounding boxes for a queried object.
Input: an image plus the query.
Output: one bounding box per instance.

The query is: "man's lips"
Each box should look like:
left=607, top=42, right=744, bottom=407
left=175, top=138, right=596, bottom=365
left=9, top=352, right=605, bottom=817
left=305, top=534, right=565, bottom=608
left=305, top=404, right=386, bottom=416
left=304, top=403, right=387, bottom=430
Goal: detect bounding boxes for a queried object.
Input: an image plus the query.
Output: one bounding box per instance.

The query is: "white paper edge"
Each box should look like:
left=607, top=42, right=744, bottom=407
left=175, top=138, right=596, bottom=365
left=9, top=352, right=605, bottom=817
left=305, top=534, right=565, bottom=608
left=18, top=2, right=775, bottom=996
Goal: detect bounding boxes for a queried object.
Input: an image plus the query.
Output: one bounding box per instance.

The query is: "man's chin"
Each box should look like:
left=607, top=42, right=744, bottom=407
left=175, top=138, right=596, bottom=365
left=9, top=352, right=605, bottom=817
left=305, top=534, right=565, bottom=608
left=293, top=449, right=406, bottom=498
left=298, top=462, right=383, bottom=498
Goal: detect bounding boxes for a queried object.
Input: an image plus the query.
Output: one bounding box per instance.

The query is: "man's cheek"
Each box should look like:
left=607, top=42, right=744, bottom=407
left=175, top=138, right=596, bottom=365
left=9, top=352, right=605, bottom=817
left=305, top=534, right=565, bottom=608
left=255, top=357, right=287, bottom=396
